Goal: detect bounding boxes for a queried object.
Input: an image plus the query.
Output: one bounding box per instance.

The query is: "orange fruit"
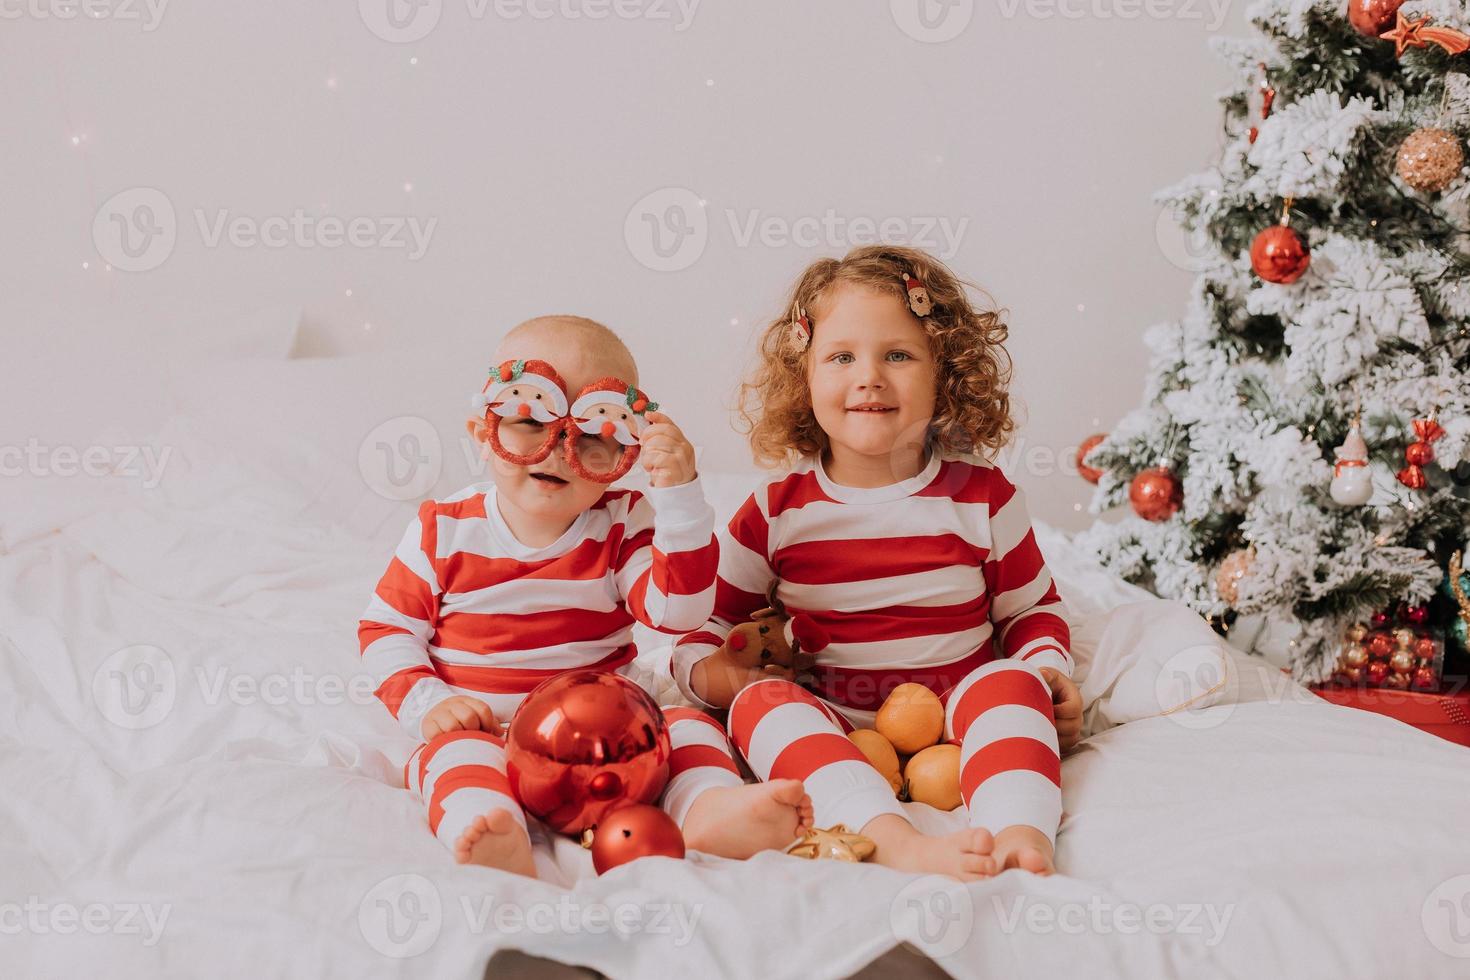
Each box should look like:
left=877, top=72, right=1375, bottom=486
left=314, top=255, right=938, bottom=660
left=848, top=728, right=903, bottom=795
left=904, top=744, right=962, bottom=810
left=875, top=683, right=945, bottom=754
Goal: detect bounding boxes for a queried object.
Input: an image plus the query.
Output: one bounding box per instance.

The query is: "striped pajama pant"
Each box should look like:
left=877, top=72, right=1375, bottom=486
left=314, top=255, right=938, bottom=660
left=729, top=659, right=1062, bottom=844
left=404, top=707, right=745, bottom=850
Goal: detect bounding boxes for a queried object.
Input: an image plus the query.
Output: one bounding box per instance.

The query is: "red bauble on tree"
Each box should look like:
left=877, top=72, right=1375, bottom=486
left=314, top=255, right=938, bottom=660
left=1348, top=0, right=1403, bottom=37
left=1076, top=433, right=1106, bottom=483
left=1251, top=219, right=1311, bottom=284
left=506, top=670, right=672, bottom=837
left=590, top=804, right=686, bottom=874
left=1130, top=467, right=1182, bottom=522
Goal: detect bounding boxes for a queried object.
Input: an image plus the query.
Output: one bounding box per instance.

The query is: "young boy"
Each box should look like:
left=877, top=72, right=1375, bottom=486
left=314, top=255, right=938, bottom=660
left=358, top=316, right=811, bottom=878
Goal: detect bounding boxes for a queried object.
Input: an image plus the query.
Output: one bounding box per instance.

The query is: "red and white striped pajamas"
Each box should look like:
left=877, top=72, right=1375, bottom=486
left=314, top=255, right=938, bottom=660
left=674, top=451, right=1071, bottom=844
left=359, top=479, right=745, bottom=851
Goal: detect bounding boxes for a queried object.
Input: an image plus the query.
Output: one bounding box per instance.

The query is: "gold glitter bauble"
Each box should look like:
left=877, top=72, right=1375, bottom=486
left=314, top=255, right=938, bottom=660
left=1396, top=128, right=1465, bottom=193
left=1216, top=548, right=1254, bottom=606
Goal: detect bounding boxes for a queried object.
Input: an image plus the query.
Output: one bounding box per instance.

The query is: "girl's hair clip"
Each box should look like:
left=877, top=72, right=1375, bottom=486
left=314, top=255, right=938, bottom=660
left=788, top=304, right=813, bottom=352
left=901, top=273, right=933, bottom=318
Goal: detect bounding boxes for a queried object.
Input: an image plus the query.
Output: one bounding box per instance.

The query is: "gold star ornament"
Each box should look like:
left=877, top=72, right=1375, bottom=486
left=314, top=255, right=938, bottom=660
left=783, top=825, right=877, bottom=863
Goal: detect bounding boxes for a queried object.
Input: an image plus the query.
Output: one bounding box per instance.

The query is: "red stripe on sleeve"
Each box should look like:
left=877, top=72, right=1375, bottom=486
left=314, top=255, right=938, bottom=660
left=375, top=665, right=438, bottom=719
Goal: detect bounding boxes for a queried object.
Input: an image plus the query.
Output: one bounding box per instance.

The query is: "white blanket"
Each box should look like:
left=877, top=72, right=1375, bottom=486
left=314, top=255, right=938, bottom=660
left=7, top=382, right=1470, bottom=979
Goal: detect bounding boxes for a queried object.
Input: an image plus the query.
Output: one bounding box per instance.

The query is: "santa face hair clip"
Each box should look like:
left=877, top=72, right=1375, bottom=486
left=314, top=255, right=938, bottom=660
left=472, top=359, right=657, bottom=483
left=901, top=272, right=933, bottom=317
left=788, top=304, right=813, bottom=353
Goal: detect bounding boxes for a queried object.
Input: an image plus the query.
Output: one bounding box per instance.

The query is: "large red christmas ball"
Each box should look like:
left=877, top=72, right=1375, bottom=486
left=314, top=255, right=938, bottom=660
left=1129, top=467, right=1182, bottom=522
left=506, top=670, right=672, bottom=836
left=1348, top=0, right=1403, bottom=37
left=1251, top=225, right=1310, bottom=284
left=590, top=804, right=686, bottom=874
left=1076, top=433, right=1106, bottom=484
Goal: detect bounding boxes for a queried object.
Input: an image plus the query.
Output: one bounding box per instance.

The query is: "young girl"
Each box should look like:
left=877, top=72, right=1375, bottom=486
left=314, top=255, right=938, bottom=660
left=672, top=246, right=1083, bottom=880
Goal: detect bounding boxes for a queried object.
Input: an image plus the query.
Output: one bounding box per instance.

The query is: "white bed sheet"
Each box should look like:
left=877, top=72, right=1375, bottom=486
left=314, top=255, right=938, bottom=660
left=6, top=365, right=1470, bottom=979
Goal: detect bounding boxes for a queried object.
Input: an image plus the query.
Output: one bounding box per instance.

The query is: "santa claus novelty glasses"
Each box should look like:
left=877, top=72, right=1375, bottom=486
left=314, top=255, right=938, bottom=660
left=472, top=358, right=658, bottom=483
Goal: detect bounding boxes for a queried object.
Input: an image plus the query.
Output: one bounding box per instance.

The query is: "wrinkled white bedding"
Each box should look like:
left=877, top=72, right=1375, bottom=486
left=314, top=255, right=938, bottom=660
left=6, top=351, right=1470, bottom=979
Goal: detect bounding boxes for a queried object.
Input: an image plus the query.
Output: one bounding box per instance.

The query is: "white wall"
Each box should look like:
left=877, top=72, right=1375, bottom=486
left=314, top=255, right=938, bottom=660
left=2, top=0, right=1245, bottom=529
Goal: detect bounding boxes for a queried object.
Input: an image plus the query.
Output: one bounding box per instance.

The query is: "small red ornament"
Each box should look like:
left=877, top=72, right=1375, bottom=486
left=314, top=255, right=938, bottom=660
left=590, top=804, right=686, bottom=874
left=1405, top=604, right=1430, bottom=626
left=1348, top=0, right=1403, bottom=37
left=1415, top=636, right=1437, bottom=660
left=1370, top=610, right=1391, bottom=629
left=1367, top=661, right=1390, bottom=685
left=1382, top=11, right=1470, bottom=58
left=1251, top=223, right=1310, bottom=284
left=506, top=670, right=673, bottom=837
left=1412, top=666, right=1438, bottom=690
left=1076, top=433, right=1106, bottom=483
left=1129, top=467, right=1182, bottom=522
left=1396, top=416, right=1445, bottom=489
left=1248, top=62, right=1276, bottom=145
left=1368, top=631, right=1394, bottom=659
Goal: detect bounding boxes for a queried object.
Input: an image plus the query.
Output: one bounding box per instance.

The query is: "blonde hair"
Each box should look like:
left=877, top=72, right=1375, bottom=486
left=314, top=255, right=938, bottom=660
left=736, top=245, right=1015, bottom=467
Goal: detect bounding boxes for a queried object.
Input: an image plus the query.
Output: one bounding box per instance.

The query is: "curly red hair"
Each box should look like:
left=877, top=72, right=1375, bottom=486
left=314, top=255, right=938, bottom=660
left=736, top=245, right=1015, bottom=467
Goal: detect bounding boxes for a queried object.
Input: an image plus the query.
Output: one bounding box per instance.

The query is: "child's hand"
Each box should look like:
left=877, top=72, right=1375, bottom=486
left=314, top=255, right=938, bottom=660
left=1038, top=667, right=1083, bottom=752
left=421, top=696, right=499, bottom=742
left=691, top=642, right=813, bottom=710
left=639, top=410, right=697, bottom=488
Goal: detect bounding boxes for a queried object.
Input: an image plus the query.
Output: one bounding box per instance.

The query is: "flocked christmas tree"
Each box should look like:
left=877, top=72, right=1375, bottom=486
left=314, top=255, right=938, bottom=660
left=1075, top=0, right=1470, bottom=683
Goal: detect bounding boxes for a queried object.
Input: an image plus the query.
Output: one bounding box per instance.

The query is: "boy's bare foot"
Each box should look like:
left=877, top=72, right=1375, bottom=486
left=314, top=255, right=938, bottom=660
left=992, top=825, right=1055, bottom=875
left=862, top=814, right=997, bottom=881
left=682, top=779, right=813, bottom=859
left=454, top=809, right=537, bottom=878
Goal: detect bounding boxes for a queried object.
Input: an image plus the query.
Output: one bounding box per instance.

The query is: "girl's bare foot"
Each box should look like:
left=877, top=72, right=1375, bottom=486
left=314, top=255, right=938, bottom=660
left=991, top=825, right=1055, bottom=875
left=862, top=814, right=997, bottom=881
left=682, top=779, right=813, bottom=859
left=453, top=809, right=537, bottom=878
